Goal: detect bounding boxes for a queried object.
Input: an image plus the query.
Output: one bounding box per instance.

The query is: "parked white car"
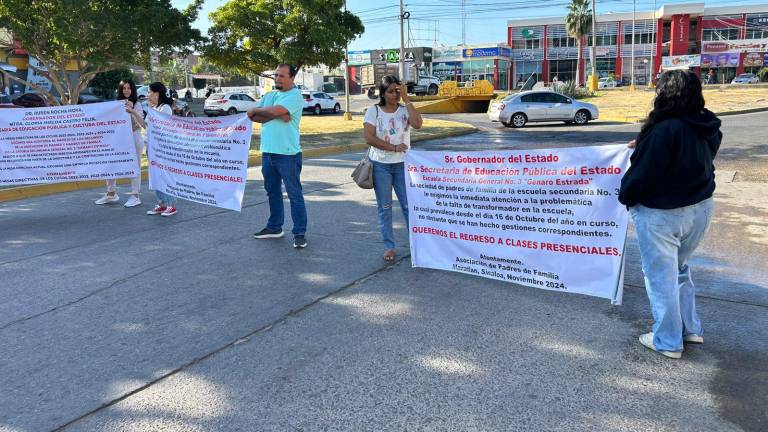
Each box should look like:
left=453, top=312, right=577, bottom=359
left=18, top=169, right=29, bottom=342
left=731, top=73, right=760, bottom=84
left=137, top=85, right=149, bottom=100
left=488, top=90, right=599, bottom=128
left=598, top=77, right=617, bottom=89
left=302, top=91, right=342, bottom=115
left=204, top=92, right=260, bottom=116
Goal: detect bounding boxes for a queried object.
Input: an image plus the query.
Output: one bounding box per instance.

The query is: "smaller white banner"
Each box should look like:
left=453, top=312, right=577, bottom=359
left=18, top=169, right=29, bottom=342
left=406, top=145, right=631, bottom=304
left=662, top=54, right=701, bottom=70
left=146, top=110, right=252, bottom=211
left=0, top=101, right=138, bottom=186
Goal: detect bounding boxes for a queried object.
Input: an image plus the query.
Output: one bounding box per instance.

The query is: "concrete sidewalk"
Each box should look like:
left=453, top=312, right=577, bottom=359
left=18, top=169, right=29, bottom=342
left=1, top=141, right=766, bottom=431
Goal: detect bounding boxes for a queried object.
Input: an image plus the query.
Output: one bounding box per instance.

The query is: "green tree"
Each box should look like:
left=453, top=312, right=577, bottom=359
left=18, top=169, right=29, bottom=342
left=204, top=0, right=364, bottom=75
left=88, top=68, right=135, bottom=99
left=156, top=59, right=188, bottom=89
left=0, top=0, right=204, bottom=105
left=565, top=0, right=592, bottom=87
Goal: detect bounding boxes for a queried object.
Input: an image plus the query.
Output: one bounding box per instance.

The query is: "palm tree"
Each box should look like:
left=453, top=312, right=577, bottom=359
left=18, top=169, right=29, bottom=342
left=565, top=0, right=592, bottom=87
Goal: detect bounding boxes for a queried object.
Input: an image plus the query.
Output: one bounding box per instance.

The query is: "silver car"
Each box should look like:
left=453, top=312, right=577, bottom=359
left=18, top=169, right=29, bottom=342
left=488, top=90, right=599, bottom=128
left=731, top=73, right=759, bottom=84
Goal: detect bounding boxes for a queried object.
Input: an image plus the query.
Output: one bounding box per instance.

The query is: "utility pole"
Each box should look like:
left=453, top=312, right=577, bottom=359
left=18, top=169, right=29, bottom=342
left=344, top=0, right=352, bottom=120
left=589, top=0, right=597, bottom=91
left=630, top=0, right=636, bottom=90
left=462, top=0, right=467, bottom=46
left=649, top=0, right=656, bottom=87
left=399, top=0, right=406, bottom=80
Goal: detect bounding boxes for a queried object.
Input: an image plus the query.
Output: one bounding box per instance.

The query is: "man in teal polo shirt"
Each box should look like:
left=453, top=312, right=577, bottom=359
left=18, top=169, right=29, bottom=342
left=247, top=64, right=308, bottom=248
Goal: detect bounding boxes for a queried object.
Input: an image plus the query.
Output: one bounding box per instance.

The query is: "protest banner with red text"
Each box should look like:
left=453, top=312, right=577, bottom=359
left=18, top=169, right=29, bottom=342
left=0, top=101, right=137, bottom=186
left=146, top=110, right=252, bottom=211
left=406, top=145, right=631, bottom=304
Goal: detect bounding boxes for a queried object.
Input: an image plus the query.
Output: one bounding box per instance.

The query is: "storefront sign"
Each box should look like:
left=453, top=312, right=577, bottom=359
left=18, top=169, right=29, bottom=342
left=662, top=54, right=701, bottom=69
left=372, top=47, right=433, bottom=65
left=701, top=53, right=740, bottom=68
left=434, top=47, right=463, bottom=61
left=348, top=50, right=371, bottom=66
left=521, top=28, right=537, bottom=39
left=463, top=47, right=511, bottom=58
left=744, top=52, right=768, bottom=67
left=703, top=39, right=768, bottom=53
left=745, top=16, right=768, bottom=28
left=512, top=49, right=544, bottom=61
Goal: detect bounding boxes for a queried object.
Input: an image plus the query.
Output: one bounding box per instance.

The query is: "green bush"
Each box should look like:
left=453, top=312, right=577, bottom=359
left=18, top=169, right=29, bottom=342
left=552, top=80, right=594, bottom=99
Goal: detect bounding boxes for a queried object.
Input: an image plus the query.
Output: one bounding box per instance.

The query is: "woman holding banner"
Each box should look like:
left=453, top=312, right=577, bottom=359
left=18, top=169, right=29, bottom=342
left=362, top=75, right=423, bottom=262
left=94, top=79, right=146, bottom=208
left=619, top=70, right=721, bottom=359
left=144, top=82, right=179, bottom=217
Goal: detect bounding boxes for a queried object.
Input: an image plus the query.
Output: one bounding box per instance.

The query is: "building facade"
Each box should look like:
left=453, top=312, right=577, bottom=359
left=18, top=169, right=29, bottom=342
left=432, top=44, right=512, bottom=90
left=507, top=3, right=768, bottom=87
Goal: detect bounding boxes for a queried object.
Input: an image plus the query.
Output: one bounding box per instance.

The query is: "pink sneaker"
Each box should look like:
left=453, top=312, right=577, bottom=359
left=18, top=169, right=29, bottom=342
left=147, top=204, right=166, bottom=215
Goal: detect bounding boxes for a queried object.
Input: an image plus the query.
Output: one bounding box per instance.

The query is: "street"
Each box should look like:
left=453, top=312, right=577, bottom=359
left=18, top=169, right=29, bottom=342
left=0, top=112, right=766, bottom=432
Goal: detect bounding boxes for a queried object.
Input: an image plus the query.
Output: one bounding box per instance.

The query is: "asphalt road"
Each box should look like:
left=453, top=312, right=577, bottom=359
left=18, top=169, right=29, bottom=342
left=1, top=112, right=765, bottom=432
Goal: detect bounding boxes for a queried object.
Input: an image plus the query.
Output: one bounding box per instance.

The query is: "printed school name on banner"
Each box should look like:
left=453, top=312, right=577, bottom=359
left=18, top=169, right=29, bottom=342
left=405, top=146, right=631, bottom=304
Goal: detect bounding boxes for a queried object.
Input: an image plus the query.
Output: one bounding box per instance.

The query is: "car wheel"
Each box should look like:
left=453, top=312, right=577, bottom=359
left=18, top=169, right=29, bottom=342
left=574, top=110, right=590, bottom=125
left=333, top=103, right=341, bottom=114
left=227, top=107, right=237, bottom=115
left=186, top=111, right=196, bottom=117
left=427, top=84, right=438, bottom=95
left=313, top=104, right=321, bottom=115
left=511, top=113, right=527, bottom=128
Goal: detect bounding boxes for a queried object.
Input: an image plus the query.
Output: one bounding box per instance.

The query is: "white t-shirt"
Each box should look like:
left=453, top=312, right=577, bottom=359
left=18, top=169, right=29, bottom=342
left=154, top=103, right=172, bottom=115
left=363, top=104, right=411, bottom=164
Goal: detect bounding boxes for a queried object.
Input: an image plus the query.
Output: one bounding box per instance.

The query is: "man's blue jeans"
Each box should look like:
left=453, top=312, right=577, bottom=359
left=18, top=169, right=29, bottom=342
left=372, top=161, right=409, bottom=250
left=262, top=152, right=307, bottom=235
left=630, top=198, right=714, bottom=352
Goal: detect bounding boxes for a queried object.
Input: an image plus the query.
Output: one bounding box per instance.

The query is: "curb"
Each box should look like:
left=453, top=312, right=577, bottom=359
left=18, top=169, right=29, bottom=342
left=0, top=127, right=477, bottom=203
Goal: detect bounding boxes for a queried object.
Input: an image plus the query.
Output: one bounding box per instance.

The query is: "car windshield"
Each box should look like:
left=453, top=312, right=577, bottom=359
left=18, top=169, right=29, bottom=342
left=502, top=95, right=516, bottom=102
left=302, top=94, right=311, bottom=100
left=738, top=74, right=753, bottom=78
left=209, top=93, right=225, bottom=100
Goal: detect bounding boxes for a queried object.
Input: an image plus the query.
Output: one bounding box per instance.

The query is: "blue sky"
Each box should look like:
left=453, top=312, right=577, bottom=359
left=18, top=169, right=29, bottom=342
left=172, top=0, right=768, bottom=51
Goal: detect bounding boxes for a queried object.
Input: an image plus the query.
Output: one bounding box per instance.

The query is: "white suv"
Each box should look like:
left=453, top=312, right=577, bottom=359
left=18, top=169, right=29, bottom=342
left=302, top=91, right=342, bottom=115
left=204, top=92, right=260, bottom=116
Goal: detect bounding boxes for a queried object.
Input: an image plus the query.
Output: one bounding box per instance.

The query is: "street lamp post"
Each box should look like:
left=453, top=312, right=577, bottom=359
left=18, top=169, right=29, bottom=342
left=399, top=0, right=406, bottom=81
left=648, top=0, right=656, bottom=88
left=589, top=0, right=598, bottom=91
left=343, top=0, right=352, bottom=120
left=630, top=0, right=636, bottom=90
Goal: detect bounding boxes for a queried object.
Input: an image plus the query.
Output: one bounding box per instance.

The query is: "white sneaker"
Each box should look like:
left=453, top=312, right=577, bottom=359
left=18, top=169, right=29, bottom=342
left=95, top=194, right=119, bottom=205
left=639, top=332, right=682, bottom=359
left=124, top=195, right=142, bottom=208
left=684, top=334, right=704, bottom=344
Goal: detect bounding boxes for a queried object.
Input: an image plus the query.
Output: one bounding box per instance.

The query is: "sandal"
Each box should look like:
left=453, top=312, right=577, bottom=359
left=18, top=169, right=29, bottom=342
left=383, top=249, right=396, bottom=262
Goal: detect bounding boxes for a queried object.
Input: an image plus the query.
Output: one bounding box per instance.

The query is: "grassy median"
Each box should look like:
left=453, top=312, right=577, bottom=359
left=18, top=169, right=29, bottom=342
left=249, top=115, right=474, bottom=151
left=587, top=86, right=768, bottom=122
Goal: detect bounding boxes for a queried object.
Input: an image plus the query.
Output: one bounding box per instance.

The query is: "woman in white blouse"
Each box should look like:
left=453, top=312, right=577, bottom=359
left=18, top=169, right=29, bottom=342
left=143, top=82, right=179, bottom=217
left=94, top=79, right=145, bottom=208
left=363, top=75, right=423, bottom=262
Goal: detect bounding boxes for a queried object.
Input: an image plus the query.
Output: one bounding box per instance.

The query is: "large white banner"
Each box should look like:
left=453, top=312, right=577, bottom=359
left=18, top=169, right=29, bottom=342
left=146, top=110, right=252, bottom=211
left=406, top=145, right=631, bottom=304
left=0, top=101, right=138, bottom=186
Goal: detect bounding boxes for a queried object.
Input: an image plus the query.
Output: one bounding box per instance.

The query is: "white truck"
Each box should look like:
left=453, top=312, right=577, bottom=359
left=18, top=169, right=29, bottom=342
left=361, top=63, right=440, bottom=99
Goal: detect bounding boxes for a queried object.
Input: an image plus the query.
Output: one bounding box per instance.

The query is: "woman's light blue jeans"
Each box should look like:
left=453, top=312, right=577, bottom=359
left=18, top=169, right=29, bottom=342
left=630, top=198, right=714, bottom=352
left=372, top=161, right=409, bottom=250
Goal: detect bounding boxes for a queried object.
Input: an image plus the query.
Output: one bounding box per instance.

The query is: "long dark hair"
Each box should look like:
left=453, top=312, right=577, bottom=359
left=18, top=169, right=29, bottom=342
left=638, top=70, right=705, bottom=142
left=378, top=75, right=402, bottom=107
left=149, top=81, right=174, bottom=108
left=116, top=79, right=137, bottom=104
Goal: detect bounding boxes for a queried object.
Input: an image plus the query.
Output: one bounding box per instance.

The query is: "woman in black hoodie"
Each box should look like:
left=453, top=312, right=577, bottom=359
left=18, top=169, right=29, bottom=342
left=619, top=70, right=721, bottom=359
